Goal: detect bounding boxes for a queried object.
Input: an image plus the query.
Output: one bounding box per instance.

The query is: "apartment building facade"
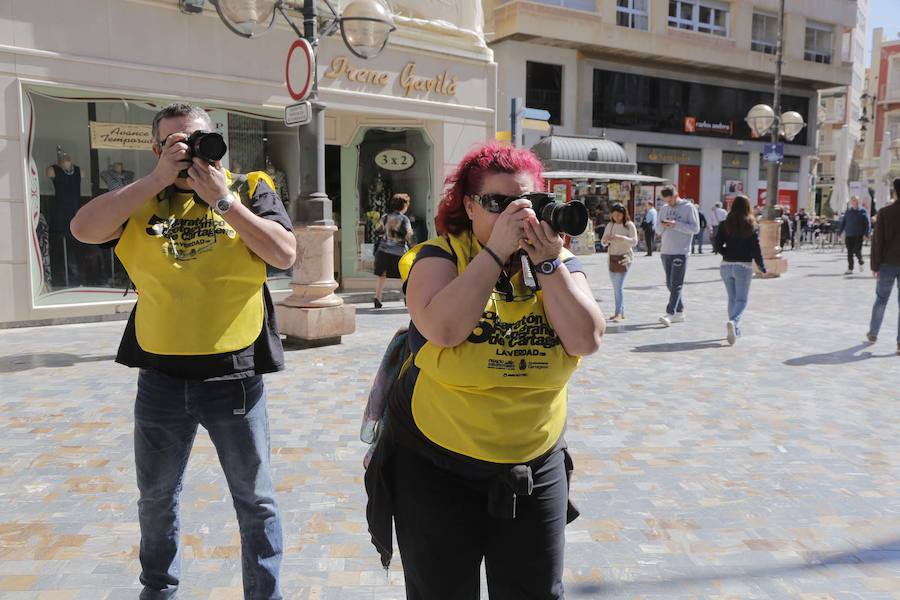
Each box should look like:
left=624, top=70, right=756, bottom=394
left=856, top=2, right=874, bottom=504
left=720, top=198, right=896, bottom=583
left=485, top=0, right=857, bottom=218
left=859, top=27, right=900, bottom=209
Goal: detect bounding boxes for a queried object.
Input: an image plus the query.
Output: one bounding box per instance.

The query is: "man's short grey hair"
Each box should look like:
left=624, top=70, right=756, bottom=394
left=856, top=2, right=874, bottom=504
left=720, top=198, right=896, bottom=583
left=151, top=103, right=213, bottom=147
left=660, top=185, right=677, bottom=198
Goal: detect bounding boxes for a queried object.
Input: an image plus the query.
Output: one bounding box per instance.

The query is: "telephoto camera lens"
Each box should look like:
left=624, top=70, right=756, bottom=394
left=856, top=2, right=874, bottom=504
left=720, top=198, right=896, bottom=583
left=533, top=195, right=589, bottom=236
left=187, top=131, right=227, bottom=163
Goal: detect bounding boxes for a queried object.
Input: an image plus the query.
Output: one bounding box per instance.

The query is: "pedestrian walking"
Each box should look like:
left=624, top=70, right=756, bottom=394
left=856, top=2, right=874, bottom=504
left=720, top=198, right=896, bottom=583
left=710, top=202, right=727, bottom=254
left=365, top=142, right=605, bottom=600
left=373, top=192, right=413, bottom=308
left=691, top=210, right=708, bottom=254
left=656, top=185, right=700, bottom=326
left=641, top=200, right=657, bottom=256
left=69, top=103, right=294, bottom=599
left=601, top=203, right=638, bottom=322
left=865, top=178, right=900, bottom=355
left=838, top=196, right=872, bottom=274
left=713, top=194, right=767, bottom=345
left=776, top=206, right=793, bottom=250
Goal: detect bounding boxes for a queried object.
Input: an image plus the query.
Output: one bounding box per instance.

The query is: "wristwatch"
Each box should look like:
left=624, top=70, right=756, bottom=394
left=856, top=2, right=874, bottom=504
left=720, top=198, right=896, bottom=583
left=536, top=257, right=562, bottom=275
left=213, top=193, right=235, bottom=216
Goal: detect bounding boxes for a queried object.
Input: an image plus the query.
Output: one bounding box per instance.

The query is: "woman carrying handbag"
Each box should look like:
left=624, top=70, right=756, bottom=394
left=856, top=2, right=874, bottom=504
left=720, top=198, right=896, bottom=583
left=601, top=203, right=638, bottom=322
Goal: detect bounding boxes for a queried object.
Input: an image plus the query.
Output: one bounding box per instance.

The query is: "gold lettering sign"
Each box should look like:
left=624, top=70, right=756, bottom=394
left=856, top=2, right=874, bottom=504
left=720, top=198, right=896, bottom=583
left=89, top=122, right=153, bottom=150
left=322, top=56, right=458, bottom=98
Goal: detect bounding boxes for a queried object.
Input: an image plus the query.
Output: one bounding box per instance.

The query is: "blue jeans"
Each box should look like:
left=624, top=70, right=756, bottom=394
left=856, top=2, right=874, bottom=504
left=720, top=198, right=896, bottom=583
left=609, top=270, right=628, bottom=316
left=661, top=254, right=687, bottom=315
left=691, top=230, right=704, bottom=253
left=720, top=262, right=754, bottom=335
left=868, top=264, right=900, bottom=344
left=135, top=369, right=283, bottom=599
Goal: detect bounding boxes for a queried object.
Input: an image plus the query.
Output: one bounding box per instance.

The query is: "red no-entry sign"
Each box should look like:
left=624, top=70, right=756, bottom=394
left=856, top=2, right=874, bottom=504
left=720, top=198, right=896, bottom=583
left=285, top=39, right=314, bottom=102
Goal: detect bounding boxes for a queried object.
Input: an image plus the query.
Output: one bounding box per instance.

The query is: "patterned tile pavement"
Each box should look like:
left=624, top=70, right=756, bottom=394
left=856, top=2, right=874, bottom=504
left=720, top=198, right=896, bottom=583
left=1, top=246, right=899, bottom=599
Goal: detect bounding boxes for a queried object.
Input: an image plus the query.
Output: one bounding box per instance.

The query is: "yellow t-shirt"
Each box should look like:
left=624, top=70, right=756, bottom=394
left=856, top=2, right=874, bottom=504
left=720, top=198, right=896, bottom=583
left=115, top=172, right=274, bottom=356
left=399, top=231, right=581, bottom=464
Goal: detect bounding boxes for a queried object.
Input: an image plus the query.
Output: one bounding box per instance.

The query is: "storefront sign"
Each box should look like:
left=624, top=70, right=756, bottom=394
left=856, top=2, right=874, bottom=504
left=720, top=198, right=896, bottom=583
left=723, top=152, right=749, bottom=169
left=684, top=117, right=733, bottom=136
left=89, top=122, right=153, bottom=150
left=375, top=149, right=415, bottom=171
left=322, top=56, right=458, bottom=98
left=324, top=56, right=391, bottom=87
left=637, top=146, right=701, bottom=165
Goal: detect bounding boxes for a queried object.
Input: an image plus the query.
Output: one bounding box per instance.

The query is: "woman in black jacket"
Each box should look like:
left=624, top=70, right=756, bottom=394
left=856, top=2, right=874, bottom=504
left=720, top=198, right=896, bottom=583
left=714, top=195, right=767, bottom=345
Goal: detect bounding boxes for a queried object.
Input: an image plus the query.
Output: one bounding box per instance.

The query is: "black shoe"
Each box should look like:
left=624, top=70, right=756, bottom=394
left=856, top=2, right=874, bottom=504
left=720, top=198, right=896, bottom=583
left=374, top=298, right=383, bottom=309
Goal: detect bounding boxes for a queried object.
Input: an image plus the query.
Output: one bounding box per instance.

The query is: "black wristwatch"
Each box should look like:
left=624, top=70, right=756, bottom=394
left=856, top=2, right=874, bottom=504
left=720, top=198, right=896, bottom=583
left=536, top=257, right=562, bottom=275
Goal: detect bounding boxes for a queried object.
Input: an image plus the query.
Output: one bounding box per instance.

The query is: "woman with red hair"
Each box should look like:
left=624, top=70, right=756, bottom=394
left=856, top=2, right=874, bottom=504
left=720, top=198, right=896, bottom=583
left=365, top=142, right=605, bottom=599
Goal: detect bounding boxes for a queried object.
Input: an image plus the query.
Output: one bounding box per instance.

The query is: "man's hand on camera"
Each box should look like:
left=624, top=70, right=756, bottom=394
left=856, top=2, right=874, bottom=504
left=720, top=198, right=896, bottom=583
left=152, top=133, right=192, bottom=187
left=187, top=158, right=230, bottom=207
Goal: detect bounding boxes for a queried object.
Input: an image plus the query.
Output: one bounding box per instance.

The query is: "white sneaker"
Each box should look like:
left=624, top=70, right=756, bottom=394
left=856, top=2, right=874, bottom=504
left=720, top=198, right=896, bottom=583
left=844, top=269, right=853, bottom=275
left=726, top=321, right=737, bottom=345
left=659, top=315, right=672, bottom=327
left=670, top=312, right=686, bottom=323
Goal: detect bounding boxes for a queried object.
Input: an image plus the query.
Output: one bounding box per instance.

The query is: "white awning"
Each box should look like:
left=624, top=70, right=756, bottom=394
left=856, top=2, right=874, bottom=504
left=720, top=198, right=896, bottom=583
left=541, top=170, right=669, bottom=184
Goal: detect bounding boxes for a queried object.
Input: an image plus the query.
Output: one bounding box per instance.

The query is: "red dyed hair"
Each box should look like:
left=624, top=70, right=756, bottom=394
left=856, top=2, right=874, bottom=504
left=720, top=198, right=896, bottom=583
left=435, top=142, right=544, bottom=235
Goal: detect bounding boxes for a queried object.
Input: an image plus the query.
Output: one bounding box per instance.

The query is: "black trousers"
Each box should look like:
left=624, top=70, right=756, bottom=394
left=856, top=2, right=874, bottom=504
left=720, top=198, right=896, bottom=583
left=642, top=223, right=655, bottom=255
left=845, top=235, right=864, bottom=270
left=392, top=444, right=569, bottom=600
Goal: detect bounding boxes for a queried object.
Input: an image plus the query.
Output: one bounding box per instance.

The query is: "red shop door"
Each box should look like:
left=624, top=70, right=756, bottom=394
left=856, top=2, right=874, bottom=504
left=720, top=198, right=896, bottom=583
left=678, top=165, right=700, bottom=205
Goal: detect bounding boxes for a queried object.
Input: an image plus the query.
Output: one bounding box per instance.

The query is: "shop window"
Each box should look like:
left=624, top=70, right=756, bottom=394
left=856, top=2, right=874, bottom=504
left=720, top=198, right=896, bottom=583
left=668, top=0, right=728, bottom=37
left=751, top=12, right=777, bottom=55
left=805, top=21, right=833, bottom=64
left=355, top=128, right=432, bottom=275
left=25, top=89, right=296, bottom=306
left=526, top=61, right=563, bottom=126
left=617, top=0, right=649, bottom=31
left=591, top=68, right=809, bottom=145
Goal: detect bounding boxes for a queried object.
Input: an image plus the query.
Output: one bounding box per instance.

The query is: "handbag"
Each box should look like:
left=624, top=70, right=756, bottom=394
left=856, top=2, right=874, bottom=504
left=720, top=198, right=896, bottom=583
left=361, top=327, right=411, bottom=467
left=609, top=253, right=629, bottom=273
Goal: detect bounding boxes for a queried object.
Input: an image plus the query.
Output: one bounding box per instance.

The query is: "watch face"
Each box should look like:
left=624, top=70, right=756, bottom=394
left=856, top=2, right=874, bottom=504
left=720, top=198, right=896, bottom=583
left=540, top=260, right=555, bottom=274
left=216, top=197, right=231, bottom=212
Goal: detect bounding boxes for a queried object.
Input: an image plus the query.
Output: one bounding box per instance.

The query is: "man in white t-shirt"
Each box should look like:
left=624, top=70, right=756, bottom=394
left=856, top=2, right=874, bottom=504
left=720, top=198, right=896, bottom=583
left=710, top=202, right=728, bottom=255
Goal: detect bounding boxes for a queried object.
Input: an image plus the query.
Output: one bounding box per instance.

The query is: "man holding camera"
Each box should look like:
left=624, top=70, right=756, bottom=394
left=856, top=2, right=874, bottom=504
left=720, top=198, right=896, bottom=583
left=71, top=103, right=296, bottom=599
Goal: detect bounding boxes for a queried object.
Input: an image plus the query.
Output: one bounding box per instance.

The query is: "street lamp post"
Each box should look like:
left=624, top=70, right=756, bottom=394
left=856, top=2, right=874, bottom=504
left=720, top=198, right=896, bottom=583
left=743, top=0, right=805, bottom=277
left=211, top=0, right=395, bottom=345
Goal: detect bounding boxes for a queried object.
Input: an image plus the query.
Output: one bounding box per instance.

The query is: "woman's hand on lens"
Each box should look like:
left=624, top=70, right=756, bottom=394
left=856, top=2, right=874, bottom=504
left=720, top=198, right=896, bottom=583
left=519, top=218, right=562, bottom=264
left=487, top=199, right=534, bottom=261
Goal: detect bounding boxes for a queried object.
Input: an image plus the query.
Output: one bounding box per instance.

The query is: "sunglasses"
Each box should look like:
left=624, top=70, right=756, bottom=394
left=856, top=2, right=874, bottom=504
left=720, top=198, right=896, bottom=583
left=472, top=191, right=554, bottom=214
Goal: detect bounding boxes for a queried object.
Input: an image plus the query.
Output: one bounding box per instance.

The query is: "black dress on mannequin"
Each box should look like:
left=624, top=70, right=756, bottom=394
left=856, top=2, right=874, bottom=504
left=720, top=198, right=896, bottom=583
left=47, top=160, right=82, bottom=287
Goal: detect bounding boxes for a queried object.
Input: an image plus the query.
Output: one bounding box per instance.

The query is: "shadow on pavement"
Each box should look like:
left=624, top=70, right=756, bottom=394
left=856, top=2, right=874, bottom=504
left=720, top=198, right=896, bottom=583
left=605, top=322, right=668, bottom=334
left=0, top=353, right=115, bottom=373
left=570, top=539, right=900, bottom=596
left=631, top=339, right=726, bottom=352
left=783, top=343, right=894, bottom=366
left=356, top=307, right=409, bottom=315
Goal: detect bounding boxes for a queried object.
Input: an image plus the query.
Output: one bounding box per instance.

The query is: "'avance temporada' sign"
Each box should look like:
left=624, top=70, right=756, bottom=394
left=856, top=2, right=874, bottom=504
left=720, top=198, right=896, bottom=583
left=89, top=122, right=153, bottom=150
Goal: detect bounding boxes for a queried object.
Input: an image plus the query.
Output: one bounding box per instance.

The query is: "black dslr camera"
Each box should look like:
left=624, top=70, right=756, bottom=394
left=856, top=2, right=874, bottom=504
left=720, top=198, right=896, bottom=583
left=171, top=130, right=227, bottom=178
left=528, top=192, right=589, bottom=237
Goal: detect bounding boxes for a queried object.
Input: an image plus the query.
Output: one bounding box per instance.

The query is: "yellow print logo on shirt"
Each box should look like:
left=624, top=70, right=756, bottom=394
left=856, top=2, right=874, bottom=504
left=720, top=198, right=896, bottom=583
left=466, top=309, right=561, bottom=377
left=146, top=213, right=236, bottom=261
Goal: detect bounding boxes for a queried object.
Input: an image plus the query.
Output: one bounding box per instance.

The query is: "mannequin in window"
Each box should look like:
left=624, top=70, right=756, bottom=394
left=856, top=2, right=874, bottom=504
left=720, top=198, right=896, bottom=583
left=365, top=172, right=391, bottom=243
left=265, top=156, right=289, bottom=208
left=100, top=161, right=135, bottom=191
left=46, top=151, right=82, bottom=286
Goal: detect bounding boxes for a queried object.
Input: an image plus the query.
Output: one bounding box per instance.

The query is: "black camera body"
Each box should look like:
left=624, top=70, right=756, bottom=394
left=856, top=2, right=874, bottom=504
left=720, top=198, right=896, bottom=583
left=176, top=130, right=227, bottom=178
left=529, top=192, right=589, bottom=237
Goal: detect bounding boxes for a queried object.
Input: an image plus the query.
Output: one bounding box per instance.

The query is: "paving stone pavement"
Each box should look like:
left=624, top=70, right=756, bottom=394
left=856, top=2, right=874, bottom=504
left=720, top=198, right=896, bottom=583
left=1, top=246, right=899, bottom=599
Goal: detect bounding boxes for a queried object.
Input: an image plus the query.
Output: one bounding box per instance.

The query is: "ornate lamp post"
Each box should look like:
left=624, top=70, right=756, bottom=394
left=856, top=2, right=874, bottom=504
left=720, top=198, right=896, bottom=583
left=743, top=0, right=805, bottom=277
left=211, top=0, right=395, bottom=345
